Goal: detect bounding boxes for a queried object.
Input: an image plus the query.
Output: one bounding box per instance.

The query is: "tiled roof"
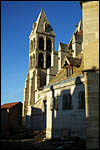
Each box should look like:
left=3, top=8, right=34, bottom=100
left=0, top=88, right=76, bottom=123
left=49, top=69, right=67, bottom=85
left=65, top=57, right=82, bottom=67
left=71, top=56, right=84, bottom=77
left=49, top=52, right=84, bottom=85
left=59, top=42, right=69, bottom=52
left=1, top=102, right=21, bottom=109
left=76, top=30, right=83, bottom=36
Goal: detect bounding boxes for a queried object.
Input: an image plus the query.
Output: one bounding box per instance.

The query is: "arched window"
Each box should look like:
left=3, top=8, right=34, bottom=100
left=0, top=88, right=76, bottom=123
left=38, top=53, right=44, bottom=68
left=62, top=93, right=72, bottom=110
left=46, top=55, right=51, bottom=68
left=46, top=38, right=51, bottom=51
left=45, top=23, right=53, bottom=32
left=29, top=56, right=32, bottom=69
left=39, top=37, right=44, bottom=50
left=33, top=38, right=35, bottom=49
left=54, top=97, right=58, bottom=110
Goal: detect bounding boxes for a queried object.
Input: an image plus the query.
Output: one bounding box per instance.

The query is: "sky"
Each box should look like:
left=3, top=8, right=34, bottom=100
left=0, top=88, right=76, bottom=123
left=1, top=1, right=82, bottom=105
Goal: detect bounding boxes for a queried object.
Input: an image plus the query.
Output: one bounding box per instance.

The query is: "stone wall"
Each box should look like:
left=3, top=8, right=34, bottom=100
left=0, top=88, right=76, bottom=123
left=30, top=97, right=46, bottom=130
left=84, top=70, right=99, bottom=149
left=82, top=1, right=99, bottom=70
left=75, top=34, right=83, bottom=56
left=81, top=1, right=99, bottom=149
left=1, top=109, right=8, bottom=130
left=8, top=102, right=22, bottom=129
left=46, top=75, right=86, bottom=139
left=38, top=68, right=47, bottom=87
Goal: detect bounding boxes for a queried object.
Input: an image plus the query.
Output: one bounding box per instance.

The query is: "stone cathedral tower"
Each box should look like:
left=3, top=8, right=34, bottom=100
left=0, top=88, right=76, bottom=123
left=22, top=9, right=56, bottom=126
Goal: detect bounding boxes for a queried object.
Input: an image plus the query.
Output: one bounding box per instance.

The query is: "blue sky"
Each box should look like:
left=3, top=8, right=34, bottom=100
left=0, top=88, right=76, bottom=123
left=1, top=1, right=82, bottom=105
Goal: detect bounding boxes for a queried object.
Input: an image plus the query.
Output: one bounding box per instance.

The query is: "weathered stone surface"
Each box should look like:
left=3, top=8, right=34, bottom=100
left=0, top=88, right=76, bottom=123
left=82, top=1, right=99, bottom=149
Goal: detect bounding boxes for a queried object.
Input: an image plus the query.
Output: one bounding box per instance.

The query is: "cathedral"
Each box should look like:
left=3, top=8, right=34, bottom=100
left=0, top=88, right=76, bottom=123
left=23, top=1, right=99, bottom=149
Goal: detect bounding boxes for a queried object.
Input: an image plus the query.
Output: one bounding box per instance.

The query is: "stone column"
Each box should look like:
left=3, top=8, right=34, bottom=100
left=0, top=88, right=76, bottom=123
left=51, top=38, right=54, bottom=67
left=72, top=34, right=77, bottom=58
left=34, top=34, right=39, bottom=68
left=28, top=78, right=33, bottom=106
left=23, top=79, right=28, bottom=117
left=46, top=86, right=55, bottom=139
left=51, top=51, right=54, bottom=67
left=31, top=56, right=33, bottom=69
left=44, top=35, right=46, bottom=50
left=22, top=85, right=27, bottom=127
left=52, top=38, right=55, bottom=52
left=35, top=34, right=38, bottom=50
left=44, top=51, right=46, bottom=68
left=35, top=50, right=38, bottom=67
left=32, top=54, right=35, bottom=68
left=34, top=68, right=40, bottom=103
left=25, top=77, right=33, bottom=130
left=81, top=1, right=99, bottom=149
left=35, top=69, right=40, bottom=90
left=23, top=80, right=27, bottom=101
left=84, top=70, right=99, bottom=149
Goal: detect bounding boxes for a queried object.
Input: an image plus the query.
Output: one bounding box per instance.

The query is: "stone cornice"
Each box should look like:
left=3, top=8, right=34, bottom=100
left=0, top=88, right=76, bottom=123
left=82, top=68, right=99, bottom=73
left=80, top=1, right=90, bottom=8
left=36, top=31, right=55, bottom=37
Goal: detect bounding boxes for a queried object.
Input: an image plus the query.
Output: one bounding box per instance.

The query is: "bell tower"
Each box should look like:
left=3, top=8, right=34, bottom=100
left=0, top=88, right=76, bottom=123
left=29, top=8, right=55, bottom=69
left=29, top=8, right=55, bottom=88
left=23, top=9, right=56, bottom=126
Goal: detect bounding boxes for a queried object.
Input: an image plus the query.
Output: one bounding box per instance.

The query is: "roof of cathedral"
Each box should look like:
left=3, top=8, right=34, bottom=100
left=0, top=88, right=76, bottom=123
left=49, top=52, right=84, bottom=85
left=69, top=20, right=83, bottom=44
left=59, top=42, right=70, bottom=52
left=76, top=30, right=83, bottom=36
left=62, top=56, right=82, bottom=68
left=48, top=69, right=67, bottom=85
left=60, top=42, right=68, bottom=49
left=1, top=102, right=21, bottom=110
left=30, top=8, right=55, bottom=37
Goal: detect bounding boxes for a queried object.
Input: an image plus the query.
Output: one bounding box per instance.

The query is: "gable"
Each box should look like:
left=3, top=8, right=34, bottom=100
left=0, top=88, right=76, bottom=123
left=33, top=9, right=55, bottom=36
left=62, top=56, right=82, bottom=68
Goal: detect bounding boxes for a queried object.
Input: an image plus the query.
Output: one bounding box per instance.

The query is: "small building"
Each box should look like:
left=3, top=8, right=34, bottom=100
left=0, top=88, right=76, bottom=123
left=1, top=102, right=22, bottom=136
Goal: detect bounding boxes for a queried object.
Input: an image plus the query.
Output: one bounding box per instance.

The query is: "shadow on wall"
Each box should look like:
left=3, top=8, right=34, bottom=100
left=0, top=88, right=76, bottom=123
left=24, top=105, right=47, bottom=131
left=84, top=67, right=99, bottom=118
left=83, top=67, right=99, bottom=146
left=49, top=76, right=86, bottom=140
left=38, top=68, right=46, bottom=87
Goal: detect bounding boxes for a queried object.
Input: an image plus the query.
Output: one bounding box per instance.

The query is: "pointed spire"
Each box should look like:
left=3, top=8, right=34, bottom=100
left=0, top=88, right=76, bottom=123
left=41, top=8, right=44, bottom=13
left=30, top=8, right=55, bottom=36
left=36, top=8, right=45, bottom=24
left=35, top=8, right=47, bottom=31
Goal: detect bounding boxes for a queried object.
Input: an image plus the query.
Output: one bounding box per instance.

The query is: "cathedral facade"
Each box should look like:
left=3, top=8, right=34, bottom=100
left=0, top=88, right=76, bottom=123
left=22, top=8, right=86, bottom=139
left=23, top=1, right=99, bottom=149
